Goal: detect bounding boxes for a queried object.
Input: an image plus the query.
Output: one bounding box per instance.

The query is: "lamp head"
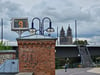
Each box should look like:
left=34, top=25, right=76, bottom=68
left=29, top=28, right=36, bottom=35
left=46, top=21, right=54, bottom=33
left=46, top=27, right=54, bottom=33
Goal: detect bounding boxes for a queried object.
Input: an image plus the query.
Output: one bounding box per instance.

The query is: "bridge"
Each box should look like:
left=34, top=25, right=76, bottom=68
left=55, top=45, right=100, bottom=58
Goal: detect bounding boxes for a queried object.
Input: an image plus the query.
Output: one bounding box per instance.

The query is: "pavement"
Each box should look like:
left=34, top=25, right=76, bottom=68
left=87, top=68, right=100, bottom=74
left=1, top=68, right=100, bottom=75
left=56, top=68, right=100, bottom=75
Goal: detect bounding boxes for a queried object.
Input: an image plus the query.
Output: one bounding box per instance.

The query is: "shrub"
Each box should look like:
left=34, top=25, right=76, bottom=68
left=0, top=42, right=12, bottom=50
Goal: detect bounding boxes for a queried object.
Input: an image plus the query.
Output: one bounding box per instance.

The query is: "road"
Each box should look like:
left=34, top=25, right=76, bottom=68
left=56, top=68, right=100, bottom=75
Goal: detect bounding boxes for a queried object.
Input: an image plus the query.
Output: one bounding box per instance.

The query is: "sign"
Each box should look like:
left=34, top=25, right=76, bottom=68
left=11, top=18, right=29, bottom=31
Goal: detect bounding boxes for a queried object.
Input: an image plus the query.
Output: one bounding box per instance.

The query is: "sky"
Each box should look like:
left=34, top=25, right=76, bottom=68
left=0, top=0, right=100, bottom=45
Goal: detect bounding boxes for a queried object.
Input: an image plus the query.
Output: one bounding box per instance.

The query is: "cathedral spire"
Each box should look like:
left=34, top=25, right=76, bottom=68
left=60, top=26, right=65, bottom=37
left=66, top=25, right=73, bottom=44
left=60, top=25, right=73, bottom=45
left=68, top=24, right=71, bottom=31
left=61, top=26, right=64, bottom=32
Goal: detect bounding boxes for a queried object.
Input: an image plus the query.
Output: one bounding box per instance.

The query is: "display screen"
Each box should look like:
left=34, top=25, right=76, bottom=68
left=11, top=18, right=29, bottom=31
left=14, top=19, right=28, bottom=28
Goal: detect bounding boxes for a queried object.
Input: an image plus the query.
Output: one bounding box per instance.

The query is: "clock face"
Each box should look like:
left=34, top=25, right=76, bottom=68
left=14, top=19, right=28, bottom=28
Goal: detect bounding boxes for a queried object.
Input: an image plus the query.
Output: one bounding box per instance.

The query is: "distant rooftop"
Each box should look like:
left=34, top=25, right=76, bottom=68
left=4, top=41, right=18, bottom=46
left=56, top=44, right=100, bottom=47
left=0, top=50, right=16, bottom=53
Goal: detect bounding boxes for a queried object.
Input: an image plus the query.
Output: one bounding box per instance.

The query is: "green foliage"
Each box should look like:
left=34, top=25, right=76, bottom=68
left=0, top=42, right=12, bottom=50
left=55, top=58, right=63, bottom=69
left=73, top=40, right=89, bottom=45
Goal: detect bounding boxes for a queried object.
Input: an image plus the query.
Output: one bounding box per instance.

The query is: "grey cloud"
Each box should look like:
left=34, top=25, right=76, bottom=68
left=1, top=0, right=100, bottom=44
left=91, top=7, right=100, bottom=17
left=41, top=7, right=93, bottom=23
left=0, top=0, right=27, bottom=41
left=0, top=1, right=26, bottom=17
left=46, top=7, right=56, bottom=11
left=30, top=0, right=96, bottom=24
left=29, top=0, right=100, bottom=37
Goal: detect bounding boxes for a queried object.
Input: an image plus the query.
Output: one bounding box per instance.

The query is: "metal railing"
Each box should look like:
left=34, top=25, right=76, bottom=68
left=78, top=45, right=93, bottom=67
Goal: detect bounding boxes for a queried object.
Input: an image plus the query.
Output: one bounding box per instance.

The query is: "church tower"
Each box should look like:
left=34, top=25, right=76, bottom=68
left=60, top=25, right=73, bottom=45
left=66, top=25, right=73, bottom=44
left=60, top=27, right=67, bottom=45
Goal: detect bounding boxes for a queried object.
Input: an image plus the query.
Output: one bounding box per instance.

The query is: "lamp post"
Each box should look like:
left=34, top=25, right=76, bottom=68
left=75, top=20, right=78, bottom=45
left=1, top=18, right=3, bottom=43
left=29, top=17, right=54, bottom=36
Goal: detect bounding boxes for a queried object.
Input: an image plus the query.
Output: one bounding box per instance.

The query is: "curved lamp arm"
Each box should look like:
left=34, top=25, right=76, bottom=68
left=42, top=17, right=54, bottom=35
left=32, top=17, right=41, bottom=30
left=30, top=17, right=41, bottom=35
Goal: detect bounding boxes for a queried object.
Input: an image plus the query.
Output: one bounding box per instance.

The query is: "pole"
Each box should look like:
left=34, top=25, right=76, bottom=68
left=75, top=20, right=77, bottom=45
left=57, top=26, right=58, bottom=45
left=1, top=18, right=3, bottom=43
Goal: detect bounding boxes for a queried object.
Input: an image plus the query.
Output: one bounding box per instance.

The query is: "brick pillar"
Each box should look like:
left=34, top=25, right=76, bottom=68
left=17, top=38, right=56, bottom=75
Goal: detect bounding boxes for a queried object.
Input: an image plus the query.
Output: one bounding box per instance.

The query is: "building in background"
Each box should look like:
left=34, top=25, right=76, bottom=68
left=60, top=25, right=73, bottom=45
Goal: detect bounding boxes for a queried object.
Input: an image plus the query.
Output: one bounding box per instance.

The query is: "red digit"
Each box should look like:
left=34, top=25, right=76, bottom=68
left=18, top=21, right=23, bottom=28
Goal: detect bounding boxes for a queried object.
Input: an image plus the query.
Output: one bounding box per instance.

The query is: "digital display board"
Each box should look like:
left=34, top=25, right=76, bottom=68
left=11, top=18, right=29, bottom=31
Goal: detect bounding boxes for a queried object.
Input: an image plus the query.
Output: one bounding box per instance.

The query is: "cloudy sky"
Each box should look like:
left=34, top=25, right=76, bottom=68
left=0, top=0, right=100, bottom=45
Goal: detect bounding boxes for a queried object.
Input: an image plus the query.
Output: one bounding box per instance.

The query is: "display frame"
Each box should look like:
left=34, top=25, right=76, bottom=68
left=11, top=18, right=29, bottom=31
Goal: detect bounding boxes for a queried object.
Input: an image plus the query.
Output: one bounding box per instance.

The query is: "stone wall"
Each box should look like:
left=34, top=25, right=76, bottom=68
left=0, top=50, right=16, bottom=64
left=17, top=39, right=56, bottom=75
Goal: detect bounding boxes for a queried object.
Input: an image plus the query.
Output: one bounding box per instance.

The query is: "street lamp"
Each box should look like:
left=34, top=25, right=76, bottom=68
left=42, top=17, right=54, bottom=36
left=29, top=17, right=54, bottom=36
left=29, top=17, right=41, bottom=35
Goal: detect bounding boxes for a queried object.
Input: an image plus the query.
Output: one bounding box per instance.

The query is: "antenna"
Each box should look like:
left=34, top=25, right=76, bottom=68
left=57, top=26, right=58, bottom=45
left=1, top=18, right=3, bottom=43
left=57, top=26, right=58, bottom=38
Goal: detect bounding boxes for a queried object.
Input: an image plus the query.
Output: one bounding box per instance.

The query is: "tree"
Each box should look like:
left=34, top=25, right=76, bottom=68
left=0, top=42, right=12, bottom=50
left=73, top=40, right=89, bottom=45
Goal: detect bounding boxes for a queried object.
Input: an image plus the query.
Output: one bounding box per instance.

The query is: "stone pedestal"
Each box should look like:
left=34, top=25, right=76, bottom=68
left=17, top=35, right=56, bottom=75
